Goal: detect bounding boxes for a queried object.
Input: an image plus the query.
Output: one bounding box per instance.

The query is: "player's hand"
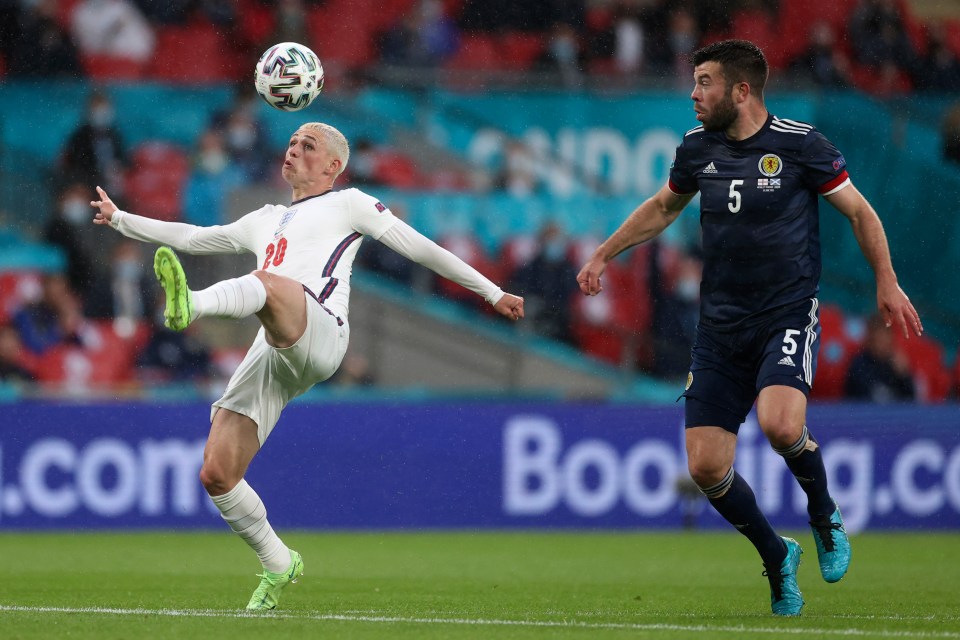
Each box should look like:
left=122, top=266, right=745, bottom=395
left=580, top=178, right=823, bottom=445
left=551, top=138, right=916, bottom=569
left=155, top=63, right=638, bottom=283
left=577, top=256, right=606, bottom=296
left=494, top=293, right=525, bottom=321
left=877, top=281, right=923, bottom=339
left=91, top=186, right=118, bottom=225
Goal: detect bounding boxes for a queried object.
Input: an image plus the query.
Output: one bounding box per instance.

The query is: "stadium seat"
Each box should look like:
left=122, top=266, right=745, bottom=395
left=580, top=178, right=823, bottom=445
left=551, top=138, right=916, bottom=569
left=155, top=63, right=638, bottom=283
left=308, top=1, right=378, bottom=70
left=731, top=10, right=786, bottom=68
left=237, top=0, right=275, bottom=49
left=498, top=32, right=545, bottom=71
left=893, top=331, right=951, bottom=403
left=944, top=19, right=960, bottom=56
left=373, top=150, right=422, bottom=189
left=125, top=141, right=191, bottom=221
left=149, top=23, right=242, bottom=83
left=81, top=54, right=147, bottom=81
left=445, top=34, right=499, bottom=71
left=810, top=304, right=860, bottom=400
left=0, top=271, right=43, bottom=324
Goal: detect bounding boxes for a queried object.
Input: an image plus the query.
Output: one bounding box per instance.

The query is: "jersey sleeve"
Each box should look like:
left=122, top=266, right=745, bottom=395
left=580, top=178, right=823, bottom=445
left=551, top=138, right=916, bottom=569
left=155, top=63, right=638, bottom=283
left=112, top=208, right=258, bottom=255
left=346, top=188, right=399, bottom=239
left=667, top=137, right=700, bottom=195
left=800, top=130, right=850, bottom=196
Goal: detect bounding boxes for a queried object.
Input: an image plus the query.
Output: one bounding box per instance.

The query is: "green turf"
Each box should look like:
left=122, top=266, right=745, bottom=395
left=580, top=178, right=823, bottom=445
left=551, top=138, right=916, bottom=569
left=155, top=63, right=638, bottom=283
left=1, top=531, right=958, bottom=639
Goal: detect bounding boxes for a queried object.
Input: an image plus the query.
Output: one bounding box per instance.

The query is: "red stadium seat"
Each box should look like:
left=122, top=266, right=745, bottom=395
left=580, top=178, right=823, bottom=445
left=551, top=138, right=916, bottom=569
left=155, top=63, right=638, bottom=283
left=498, top=32, right=545, bottom=71
left=0, top=271, right=42, bottom=324
left=732, top=10, right=785, bottom=68
left=308, top=2, right=378, bottom=70
left=373, top=150, right=422, bottom=189
left=893, top=331, right=951, bottom=403
left=445, top=34, right=499, bottom=70
left=810, top=304, right=861, bottom=400
left=944, top=20, right=960, bottom=57
left=81, top=54, right=147, bottom=81
left=149, top=23, right=243, bottom=83
left=125, top=141, right=191, bottom=221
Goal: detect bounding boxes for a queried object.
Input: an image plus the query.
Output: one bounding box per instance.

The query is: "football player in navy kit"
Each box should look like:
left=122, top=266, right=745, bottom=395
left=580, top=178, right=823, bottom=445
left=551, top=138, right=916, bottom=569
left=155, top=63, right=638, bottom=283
left=577, top=40, right=922, bottom=616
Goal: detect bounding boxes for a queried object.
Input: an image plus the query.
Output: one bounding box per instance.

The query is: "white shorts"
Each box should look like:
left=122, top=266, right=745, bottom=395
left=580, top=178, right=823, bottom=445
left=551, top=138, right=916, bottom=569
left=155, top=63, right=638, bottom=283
left=211, top=291, right=349, bottom=444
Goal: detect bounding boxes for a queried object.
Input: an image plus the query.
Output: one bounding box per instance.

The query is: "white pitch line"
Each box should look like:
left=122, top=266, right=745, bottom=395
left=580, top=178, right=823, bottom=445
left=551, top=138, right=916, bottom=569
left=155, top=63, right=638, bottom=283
left=1, top=605, right=958, bottom=638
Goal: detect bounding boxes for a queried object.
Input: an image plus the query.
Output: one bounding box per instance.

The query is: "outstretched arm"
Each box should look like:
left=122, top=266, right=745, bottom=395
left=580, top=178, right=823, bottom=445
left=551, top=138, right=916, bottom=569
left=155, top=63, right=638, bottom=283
left=91, top=186, right=245, bottom=255
left=376, top=220, right=524, bottom=321
left=577, top=183, right=694, bottom=296
left=825, top=183, right=922, bottom=338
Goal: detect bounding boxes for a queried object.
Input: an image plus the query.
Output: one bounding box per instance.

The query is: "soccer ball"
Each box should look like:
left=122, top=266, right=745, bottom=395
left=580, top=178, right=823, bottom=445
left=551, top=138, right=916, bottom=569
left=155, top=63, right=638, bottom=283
left=254, top=42, right=324, bottom=112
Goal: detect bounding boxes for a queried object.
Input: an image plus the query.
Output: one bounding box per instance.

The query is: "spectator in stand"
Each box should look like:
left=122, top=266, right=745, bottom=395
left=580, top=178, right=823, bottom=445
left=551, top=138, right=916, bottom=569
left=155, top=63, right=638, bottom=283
left=650, top=245, right=701, bottom=378
left=536, top=23, right=584, bottom=88
left=71, top=0, right=156, bottom=64
left=134, top=0, right=238, bottom=26
left=43, top=182, right=101, bottom=299
left=60, top=90, right=128, bottom=197
left=346, top=138, right=380, bottom=186
left=789, top=21, right=853, bottom=88
left=380, top=0, right=460, bottom=67
left=844, top=314, right=915, bottom=402
left=509, top=222, right=579, bottom=343
left=137, top=293, right=212, bottom=383
left=85, top=241, right=155, bottom=323
left=610, top=0, right=645, bottom=75
left=848, top=0, right=918, bottom=73
left=12, top=274, right=86, bottom=356
left=267, top=0, right=311, bottom=49
left=913, top=22, right=960, bottom=93
left=182, top=128, right=246, bottom=227
left=331, top=351, right=376, bottom=387
left=498, top=140, right=540, bottom=196
left=666, top=7, right=699, bottom=79
left=0, top=324, right=35, bottom=383
left=943, top=101, right=960, bottom=165
left=7, top=0, right=84, bottom=79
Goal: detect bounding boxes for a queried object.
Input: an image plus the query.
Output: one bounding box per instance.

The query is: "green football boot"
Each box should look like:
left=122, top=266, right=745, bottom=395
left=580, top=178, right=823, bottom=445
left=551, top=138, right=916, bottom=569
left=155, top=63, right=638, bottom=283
left=763, top=537, right=804, bottom=616
left=246, top=550, right=304, bottom=611
left=810, top=503, right=851, bottom=583
left=153, top=246, right=193, bottom=331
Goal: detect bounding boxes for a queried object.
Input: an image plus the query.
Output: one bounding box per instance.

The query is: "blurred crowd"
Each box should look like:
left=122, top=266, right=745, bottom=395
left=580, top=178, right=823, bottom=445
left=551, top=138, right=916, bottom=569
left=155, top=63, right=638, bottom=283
left=1, top=0, right=958, bottom=401
left=2, top=0, right=959, bottom=93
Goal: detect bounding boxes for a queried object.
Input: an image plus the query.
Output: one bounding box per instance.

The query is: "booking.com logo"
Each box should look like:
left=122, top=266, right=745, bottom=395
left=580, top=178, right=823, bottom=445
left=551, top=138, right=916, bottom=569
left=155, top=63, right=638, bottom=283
left=501, top=415, right=960, bottom=531
left=0, top=438, right=211, bottom=520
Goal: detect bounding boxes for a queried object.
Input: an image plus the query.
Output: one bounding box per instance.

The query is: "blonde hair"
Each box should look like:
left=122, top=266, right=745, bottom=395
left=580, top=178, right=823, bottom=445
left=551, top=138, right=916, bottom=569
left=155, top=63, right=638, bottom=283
left=297, top=122, right=350, bottom=177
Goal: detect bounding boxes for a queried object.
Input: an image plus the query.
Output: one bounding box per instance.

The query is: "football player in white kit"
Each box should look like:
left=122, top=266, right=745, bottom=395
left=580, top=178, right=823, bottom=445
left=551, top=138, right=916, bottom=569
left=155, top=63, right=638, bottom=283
left=90, top=122, right=525, bottom=611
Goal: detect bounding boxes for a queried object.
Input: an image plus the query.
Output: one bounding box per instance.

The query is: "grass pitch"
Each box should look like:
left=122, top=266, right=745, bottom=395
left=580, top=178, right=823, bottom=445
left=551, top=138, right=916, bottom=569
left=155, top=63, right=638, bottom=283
left=1, top=531, right=958, bottom=639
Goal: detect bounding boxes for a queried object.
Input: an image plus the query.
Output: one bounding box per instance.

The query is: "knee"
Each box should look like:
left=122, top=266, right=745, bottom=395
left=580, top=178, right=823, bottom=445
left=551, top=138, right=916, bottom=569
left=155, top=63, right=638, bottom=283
left=199, top=462, right=237, bottom=496
left=250, top=269, right=272, bottom=288
left=758, top=408, right=803, bottom=449
left=687, top=456, right=730, bottom=488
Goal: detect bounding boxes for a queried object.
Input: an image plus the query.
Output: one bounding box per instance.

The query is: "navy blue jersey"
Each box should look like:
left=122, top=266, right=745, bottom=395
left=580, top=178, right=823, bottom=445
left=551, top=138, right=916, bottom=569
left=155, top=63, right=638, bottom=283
left=668, top=114, right=850, bottom=330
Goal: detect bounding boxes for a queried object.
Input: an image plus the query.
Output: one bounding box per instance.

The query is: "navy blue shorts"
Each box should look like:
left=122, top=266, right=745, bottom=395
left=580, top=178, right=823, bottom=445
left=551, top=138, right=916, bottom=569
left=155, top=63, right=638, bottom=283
left=683, top=298, right=821, bottom=433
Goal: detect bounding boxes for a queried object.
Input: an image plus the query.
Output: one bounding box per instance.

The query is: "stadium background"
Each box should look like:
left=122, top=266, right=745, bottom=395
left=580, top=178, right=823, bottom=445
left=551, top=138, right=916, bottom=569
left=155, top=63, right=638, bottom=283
left=0, top=0, right=959, bottom=535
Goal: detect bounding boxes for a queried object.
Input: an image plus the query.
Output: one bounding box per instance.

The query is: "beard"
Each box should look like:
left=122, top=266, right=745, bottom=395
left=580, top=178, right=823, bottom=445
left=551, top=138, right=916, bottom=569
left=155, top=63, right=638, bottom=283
left=700, top=94, right=738, bottom=132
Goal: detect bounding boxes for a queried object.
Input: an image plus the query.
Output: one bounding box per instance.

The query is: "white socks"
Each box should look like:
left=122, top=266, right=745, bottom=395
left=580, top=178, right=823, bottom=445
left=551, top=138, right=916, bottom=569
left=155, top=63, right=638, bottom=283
left=191, top=274, right=267, bottom=322
left=209, top=479, right=291, bottom=573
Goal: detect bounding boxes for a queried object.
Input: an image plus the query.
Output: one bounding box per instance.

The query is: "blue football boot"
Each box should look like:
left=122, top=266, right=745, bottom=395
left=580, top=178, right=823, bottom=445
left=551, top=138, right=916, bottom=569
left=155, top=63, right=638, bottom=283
left=763, top=537, right=804, bottom=616
left=810, top=503, right=851, bottom=583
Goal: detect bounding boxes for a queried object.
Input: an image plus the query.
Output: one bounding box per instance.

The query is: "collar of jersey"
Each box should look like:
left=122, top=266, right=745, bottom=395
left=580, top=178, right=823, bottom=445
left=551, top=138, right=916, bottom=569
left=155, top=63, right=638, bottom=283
left=721, top=113, right=774, bottom=147
left=291, top=189, right=333, bottom=206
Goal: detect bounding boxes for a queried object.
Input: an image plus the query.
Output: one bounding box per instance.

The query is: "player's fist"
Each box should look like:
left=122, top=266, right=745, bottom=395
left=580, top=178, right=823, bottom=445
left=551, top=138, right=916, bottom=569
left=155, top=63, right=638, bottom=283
left=577, top=256, right=606, bottom=296
left=495, top=293, right=525, bottom=321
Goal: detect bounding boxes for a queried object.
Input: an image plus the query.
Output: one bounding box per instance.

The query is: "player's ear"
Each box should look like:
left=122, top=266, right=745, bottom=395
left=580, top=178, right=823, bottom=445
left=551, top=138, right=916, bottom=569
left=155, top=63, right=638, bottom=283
left=327, top=157, right=342, bottom=176
left=733, top=81, right=750, bottom=103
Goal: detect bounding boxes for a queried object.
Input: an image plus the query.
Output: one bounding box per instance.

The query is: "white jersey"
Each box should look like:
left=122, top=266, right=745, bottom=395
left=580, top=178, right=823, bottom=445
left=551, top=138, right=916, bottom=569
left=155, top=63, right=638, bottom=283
left=111, top=187, right=503, bottom=322
left=221, top=188, right=395, bottom=320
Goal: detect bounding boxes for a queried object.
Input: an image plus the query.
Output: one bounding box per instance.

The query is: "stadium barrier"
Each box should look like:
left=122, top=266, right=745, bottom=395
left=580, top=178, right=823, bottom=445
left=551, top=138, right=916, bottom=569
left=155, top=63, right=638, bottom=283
left=0, top=402, right=957, bottom=531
